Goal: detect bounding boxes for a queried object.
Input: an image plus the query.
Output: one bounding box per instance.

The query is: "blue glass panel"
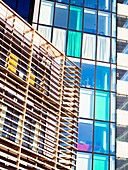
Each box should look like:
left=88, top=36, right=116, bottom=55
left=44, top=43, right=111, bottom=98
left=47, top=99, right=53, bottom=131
left=17, top=0, right=30, bottom=17
left=56, top=0, right=69, bottom=3
left=95, top=90, right=110, bottom=121
left=81, top=60, right=95, bottom=88
left=111, top=93, right=116, bottom=122
left=70, top=0, right=84, bottom=6
left=110, top=124, right=115, bottom=154
left=67, top=31, right=82, bottom=57
left=112, top=0, right=116, bottom=12
left=3, top=0, right=17, bottom=11
left=112, top=38, right=116, bottom=63
left=110, top=156, right=115, bottom=170
left=93, top=154, right=109, bottom=170
left=112, top=14, right=116, bottom=37
left=94, top=121, right=109, bottom=154
left=77, top=152, right=92, bottom=170
left=79, top=88, right=94, bottom=119
left=111, top=65, right=116, bottom=91
left=78, top=120, right=93, bottom=151
left=96, top=63, right=110, bottom=90
left=69, top=6, right=83, bottom=31
left=84, top=9, right=97, bottom=34
left=54, top=4, right=68, bottom=28
left=98, top=0, right=111, bottom=11
left=98, top=11, right=111, bottom=36
left=84, top=0, right=97, bottom=9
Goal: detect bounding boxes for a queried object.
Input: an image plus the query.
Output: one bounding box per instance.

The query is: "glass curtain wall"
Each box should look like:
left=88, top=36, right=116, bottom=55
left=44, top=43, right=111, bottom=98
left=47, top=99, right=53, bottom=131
left=32, top=0, right=117, bottom=169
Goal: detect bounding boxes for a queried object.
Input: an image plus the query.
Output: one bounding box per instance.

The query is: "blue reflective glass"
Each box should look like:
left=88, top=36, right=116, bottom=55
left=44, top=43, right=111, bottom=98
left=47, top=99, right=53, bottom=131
left=95, top=90, right=110, bottom=121
left=112, top=0, right=116, bottom=12
left=56, top=0, right=69, bottom=3
left=98, top=0, right=111, bottom=11
left=111, top=65, right=116, bottom=91
left=96, top=63, right=110, bottom=90
left=81, top=60, right=95, bottom=88
left=54, top=4, right=68, bottom=28
left=110, top=156, right=115, bottom=170
left=69, top=6, right=83, bottom=31
left=112, top=38, right=116, bottom=63
left=67, top=31, right=82, bottom=57
left=78, top=120, right=93, bottom=152
left=70, top=0, right=84, bottom=6
left=17, top=0, right=30, bottom=17
left=84, top=9, right=97, bottom=34
left=93, top=154, right=109, bottom=170
left=112, top=14, right=116, bottom=37
left=111, top=93, right=116, bottom=122
left=3, top=0, right=17, bottom=11
left=94, top=121, right=109, bottom=154
left=98, top=11, right=111, bottom=36
left=84, top=0, right=97, bottom=9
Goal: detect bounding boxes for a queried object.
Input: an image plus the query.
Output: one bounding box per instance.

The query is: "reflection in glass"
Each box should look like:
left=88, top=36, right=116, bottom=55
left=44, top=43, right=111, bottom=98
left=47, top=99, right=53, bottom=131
left=110, top=156, right=115, bottom=170
left=96, top=62, right=110, bottom=90
left=112, top=38, right=116, bottom=63
left=84, top=9, right=97, bottom=33
left=98, top=11, right=111, bottom=36
left=94, top=121, right=109, bottom=154
left=82, top=33, right=96, bottom=60
left=76, top=152, right=92, bottom=170
left=52, top=28, right=66, bottom=53
left=112, top=14, right=116, bottom=37
left=93, top=154, right=108, bottom=170
left=38, top=26, right=51, bottom=41
left=110, top=123, right=115, bottom=154
left=78, top=119, right=93, bottom=151
left=54, top=4, right=68, bottom=28
left=56, top=0, right=69, bottom=3
left=98, top=0, right=111, bottom=11
left=95, top=90, right=110, bottom=121
left=70, top=0, right=84, bottom=6
left=84, top=0, right=97, bottom=9
left=111, top=65, right=116, bottom=91
left=79, top=88, right=94, bottom=118
left=112, top=0, right=116, bottom=12
left=69, top=6, right=83, bottom=31
left=81, top=60, right=95, bottom=88
left=39, top=1, right=54, bottom=25
left=67, top=31, right=82, bottom=57
left=97, top=36, right=110, bottom=62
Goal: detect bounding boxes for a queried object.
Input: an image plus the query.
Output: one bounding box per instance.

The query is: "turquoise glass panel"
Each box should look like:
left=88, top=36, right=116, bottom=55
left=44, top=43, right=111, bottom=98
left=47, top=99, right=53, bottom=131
left=95, top=90, right=110, bottom=121
left=69, top=6, right=83, bottom=31
left=94, top=121, right=109, bottom=154
left=67, top=31, right=82, bottom=57
left=93, top=154, right=108, bottom=170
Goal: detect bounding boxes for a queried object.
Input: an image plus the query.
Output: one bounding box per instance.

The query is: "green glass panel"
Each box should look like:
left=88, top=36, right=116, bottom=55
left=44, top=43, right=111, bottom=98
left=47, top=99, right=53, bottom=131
left=67, top=31, right=82, bottom=57
left=93, top=154, right=108, bottom=170
left=95, top=90, right=110, bottom=121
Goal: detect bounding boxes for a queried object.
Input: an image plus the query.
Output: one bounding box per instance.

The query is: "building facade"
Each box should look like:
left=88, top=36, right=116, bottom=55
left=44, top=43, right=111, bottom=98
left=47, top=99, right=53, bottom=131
left=0, top=2, right=81, bottom=169
left=2, top=0, right=128, bottom=170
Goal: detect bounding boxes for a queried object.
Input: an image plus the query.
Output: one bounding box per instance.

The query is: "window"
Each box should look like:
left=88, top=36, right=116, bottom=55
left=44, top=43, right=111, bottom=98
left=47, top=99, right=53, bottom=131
left=93, top=154, right=108, bottom=170
left=111, top=93, right=116, bottom=122
left=111, top=65, right=116, bottom=91
left=82, top=33, right=96, bottom=60
left=52, top=28, right=66, bottom=53
left=78, top=119, right=93, bottom=152
left=69, top=6, right=83, bottom=31
left=81, top=60, right=95, bottom=88
left=95, top=90, right=110, bottom=121
left=98, top=11, right=111, bottom=36
left=76, top=152, right=92, bottom=170
left=112, top=14, right=116, bottom=37
left=54, top=4, right=68, bottom=28
left=96, top=62, right=110, bottom=90
left=79, top=88, right=94, bottom=118
left=97, top=36, right=110, bottom=62
left=94, top=121, right=109, bottom=154
left=98, top=0, right=111, bottom=11
left=84, top=0, right=97, bottom=9
left=84, top=9, right=97, bottom=34
left=39, top=1, right=54, bottom=25
left=110, top=123, right=115, bottom=154
left=67, top=31, right=82, bottom=57
left=38, top=26, right=52, bottom=42
left=70, top=0, right=84, bottom=6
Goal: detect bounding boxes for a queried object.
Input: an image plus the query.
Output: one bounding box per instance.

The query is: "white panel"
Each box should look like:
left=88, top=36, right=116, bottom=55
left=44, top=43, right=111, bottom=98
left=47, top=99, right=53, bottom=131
left=117, top=80, right=128, bottom=95
left=117, top=27, right=128, bottom=41
left=117, top=141, right=128, bottom=158
left=117, top=3, right=128, bottom=17
left=117, top=53, right=128, bottom=67
left=117, top=109, right=128, bottom=126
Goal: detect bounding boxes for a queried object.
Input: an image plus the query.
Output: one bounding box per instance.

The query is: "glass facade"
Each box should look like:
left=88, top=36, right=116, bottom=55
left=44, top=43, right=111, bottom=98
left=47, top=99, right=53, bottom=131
left=32, top=0, right=117, bottom=169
